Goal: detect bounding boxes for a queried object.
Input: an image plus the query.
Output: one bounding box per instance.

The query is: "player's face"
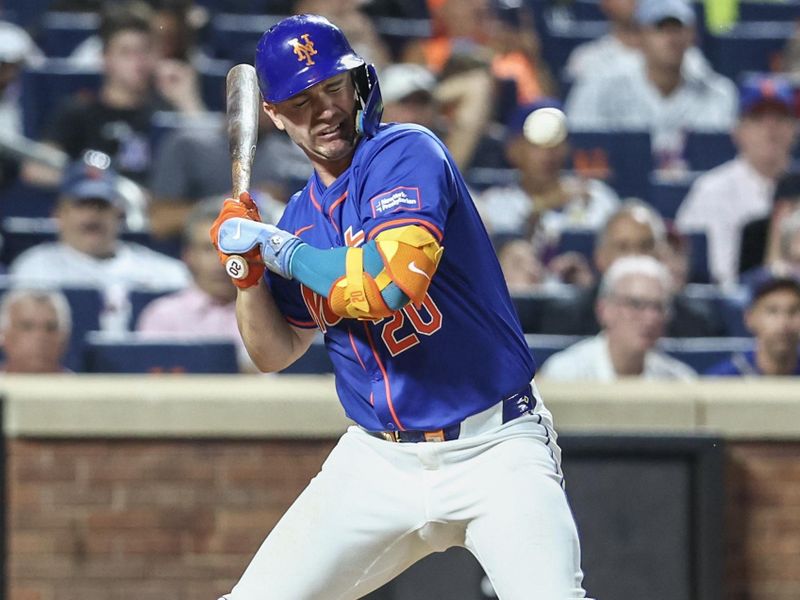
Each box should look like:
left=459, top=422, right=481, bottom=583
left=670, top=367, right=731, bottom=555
left=184, top=219, right=237, bottom=303
left=103, top=30, right=155, bottom=94
left=600, top=274, right=669, bottom=353
left=746, top=289, right=800, bottom=359
left=595, top=214, right=661, bottom=273
left=1, top=299, right=67, bottom=373
left=264, top=73, right=358, bottom=182
left=57, top=198, right=122, bottom=258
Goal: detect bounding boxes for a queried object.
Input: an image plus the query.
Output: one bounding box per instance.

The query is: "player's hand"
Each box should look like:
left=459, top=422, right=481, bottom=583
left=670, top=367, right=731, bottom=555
left=217, top=218, right=304, bottom=280
left=210, top=192, right=265, bottom=289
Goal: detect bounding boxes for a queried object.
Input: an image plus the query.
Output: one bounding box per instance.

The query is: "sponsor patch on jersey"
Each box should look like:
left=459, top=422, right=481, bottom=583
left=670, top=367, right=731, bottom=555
left=370, top=186, right=421, bottom=218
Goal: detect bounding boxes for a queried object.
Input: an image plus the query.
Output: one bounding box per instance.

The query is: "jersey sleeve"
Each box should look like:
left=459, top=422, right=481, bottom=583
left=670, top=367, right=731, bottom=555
left=357, top=128, right=456, bottom=242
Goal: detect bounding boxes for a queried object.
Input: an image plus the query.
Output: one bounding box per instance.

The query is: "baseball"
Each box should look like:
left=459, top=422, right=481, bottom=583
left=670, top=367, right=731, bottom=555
left=523, top=107, right=568, bottom=148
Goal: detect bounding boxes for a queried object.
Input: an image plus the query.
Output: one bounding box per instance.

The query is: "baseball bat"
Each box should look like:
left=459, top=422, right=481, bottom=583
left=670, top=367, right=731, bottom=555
left=224, top=63, right=261, bottom=280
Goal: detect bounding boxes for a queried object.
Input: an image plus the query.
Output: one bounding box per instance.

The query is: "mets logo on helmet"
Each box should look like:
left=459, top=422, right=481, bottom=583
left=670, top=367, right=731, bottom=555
left=290, top=34, right=317, bottom=66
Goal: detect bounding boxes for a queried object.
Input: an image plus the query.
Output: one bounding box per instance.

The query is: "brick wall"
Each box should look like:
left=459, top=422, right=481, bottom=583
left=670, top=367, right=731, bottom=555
left=7, top=439, right=335, bottom=600
left=6, top=439, right=800, bottom=600
left=725, top=443, right=800, bottom=600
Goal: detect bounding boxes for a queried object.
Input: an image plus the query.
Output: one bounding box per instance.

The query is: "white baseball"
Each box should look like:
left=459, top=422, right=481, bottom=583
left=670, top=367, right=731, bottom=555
left=522, top=107, right=567, bottom=148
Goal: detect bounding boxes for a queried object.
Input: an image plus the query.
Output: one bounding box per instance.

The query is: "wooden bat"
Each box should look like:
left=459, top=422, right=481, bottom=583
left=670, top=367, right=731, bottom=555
left=224, top=63, right=261, bottom=280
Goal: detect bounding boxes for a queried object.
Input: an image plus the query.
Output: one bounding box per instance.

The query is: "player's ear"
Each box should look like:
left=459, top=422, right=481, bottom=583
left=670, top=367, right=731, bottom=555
left=263, top=102, right=285, bottom=131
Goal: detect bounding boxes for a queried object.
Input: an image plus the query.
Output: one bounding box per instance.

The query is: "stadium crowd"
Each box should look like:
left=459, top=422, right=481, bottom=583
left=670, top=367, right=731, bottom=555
left=0, top=0, right=799, bottom=378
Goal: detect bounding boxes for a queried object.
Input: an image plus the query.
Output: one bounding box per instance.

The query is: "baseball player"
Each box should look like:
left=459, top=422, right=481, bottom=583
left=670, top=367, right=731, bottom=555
left=211, top=14, right=590, bottom=600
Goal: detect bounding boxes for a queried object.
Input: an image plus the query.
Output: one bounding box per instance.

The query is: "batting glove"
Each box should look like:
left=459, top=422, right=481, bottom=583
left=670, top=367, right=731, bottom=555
left=216, top=218, right=304, bottom=280
left=209, top=192, right=266, bottom=289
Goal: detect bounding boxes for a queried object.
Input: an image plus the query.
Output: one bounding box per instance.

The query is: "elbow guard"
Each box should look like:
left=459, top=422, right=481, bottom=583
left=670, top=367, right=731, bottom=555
left=329, top=225, right=443, bottom=319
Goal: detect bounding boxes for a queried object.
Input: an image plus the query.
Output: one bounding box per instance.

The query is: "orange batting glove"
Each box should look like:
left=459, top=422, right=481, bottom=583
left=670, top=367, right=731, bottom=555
left=209, top=192, right=266, bottom=289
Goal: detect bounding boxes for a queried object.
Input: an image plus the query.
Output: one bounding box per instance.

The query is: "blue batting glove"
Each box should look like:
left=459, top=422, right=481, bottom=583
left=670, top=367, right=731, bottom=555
left=217, top=218, right=304, bottom=279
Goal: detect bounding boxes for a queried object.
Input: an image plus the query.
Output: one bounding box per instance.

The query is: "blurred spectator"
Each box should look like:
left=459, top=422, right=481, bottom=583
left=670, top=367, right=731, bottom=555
left=0, top=288, right=71, bottom=373
left=477, top=100, right=620, bottom=254
left=404, top=0, right=555, bottom=103
left=565, top=0, right=737, bottom=169
left=137, top=199, right=253, bottom=371
left=741, top=206, right=800, bottom=288
left=564, top=0, right=712, bottom=84
left=69, top=0, right=213, bottom=69
left=496, top=236, right=546, bottom=294
left=148, top=110, right=310, bottom=239
left=565, top=0, right=641, bottom=82
left=538, top=200, right=725, bottom=336
left=677, top=74, right=798, bottom=288
left=10, top=153, right=190, bottom=289
left=22, top=1, right=206, bottom=188
left=706, top=274, right=800, bottom=376
left=663, top=223, right=691, bottom=294
left=740, top=172, right=800, bottom=276
left=381, top=63, right=439, bottom=128
left=294, top=0, right=391, bottom=70
left=538, top=255, right=696, bottom=380
left=0, top=21, right=44, bottom=188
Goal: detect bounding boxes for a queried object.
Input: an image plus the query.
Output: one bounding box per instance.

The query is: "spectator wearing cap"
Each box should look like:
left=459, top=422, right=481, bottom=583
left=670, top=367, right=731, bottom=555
left=676, top=74, right=798, bottom=288
left=539, top=255, right=697, bottom=381
left=705, top=274, right=800, bottom=376
left=0, top=288, right=72, bottom=374
left=564, top=0, right=714, bottom=84
left=565, top=0, right=736, bottom=169
left=10, top=153, right=190, bottom=290
left=381, top=63, right=439, bottom=130
left=477, top=100, right=620, bottom=257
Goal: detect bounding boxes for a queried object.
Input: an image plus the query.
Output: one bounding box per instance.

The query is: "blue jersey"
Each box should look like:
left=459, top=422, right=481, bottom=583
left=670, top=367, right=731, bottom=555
left=705, top=351, right=800, bottom=376
left=268, top=123, right=535, bottom=431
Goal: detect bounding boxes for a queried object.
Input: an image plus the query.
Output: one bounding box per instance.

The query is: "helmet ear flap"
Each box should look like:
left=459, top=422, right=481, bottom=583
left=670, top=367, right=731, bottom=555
left=355, top=64, right=383, bottom=138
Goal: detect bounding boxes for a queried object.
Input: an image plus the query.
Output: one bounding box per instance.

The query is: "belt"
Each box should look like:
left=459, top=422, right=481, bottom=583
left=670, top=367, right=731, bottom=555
left=364, top=384, right=536, bottom=443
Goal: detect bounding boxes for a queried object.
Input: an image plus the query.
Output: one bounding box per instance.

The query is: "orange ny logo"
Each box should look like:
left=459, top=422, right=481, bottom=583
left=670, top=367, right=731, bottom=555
left=291, top=34, right=317, bottom=66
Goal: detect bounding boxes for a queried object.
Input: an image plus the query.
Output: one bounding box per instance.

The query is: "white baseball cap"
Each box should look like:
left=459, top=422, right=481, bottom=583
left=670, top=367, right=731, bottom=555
left=380, top=63, right=436, bottom=105
left=0, top=21, right=40, bottom=64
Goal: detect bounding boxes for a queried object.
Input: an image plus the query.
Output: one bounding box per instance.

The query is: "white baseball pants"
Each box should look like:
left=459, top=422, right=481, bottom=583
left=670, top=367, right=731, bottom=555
left=220, top=393, right=591, bottom=600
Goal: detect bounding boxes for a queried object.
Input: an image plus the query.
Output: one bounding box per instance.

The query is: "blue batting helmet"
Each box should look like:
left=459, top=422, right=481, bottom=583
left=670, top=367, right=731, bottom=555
left=254, top=14, right=383, bottom=136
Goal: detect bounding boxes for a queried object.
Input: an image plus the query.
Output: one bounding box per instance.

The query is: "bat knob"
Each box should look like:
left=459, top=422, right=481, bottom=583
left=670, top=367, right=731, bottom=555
left=225, top=255, right=249, bottom=280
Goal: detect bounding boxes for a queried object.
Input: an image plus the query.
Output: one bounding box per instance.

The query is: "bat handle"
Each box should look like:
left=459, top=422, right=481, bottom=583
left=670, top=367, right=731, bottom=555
left=224, top=184, right=251, bottom=281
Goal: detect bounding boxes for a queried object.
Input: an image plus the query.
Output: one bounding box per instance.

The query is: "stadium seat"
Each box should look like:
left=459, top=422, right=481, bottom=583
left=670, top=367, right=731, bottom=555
left=686, top=231, right=711, bottom=284
left=63, top=287, right=105, bottom=372
left=647, top=173, right=698, bottom=221
left=658, top=336, right=754, bottom=373
left=538, top=21, right=610, bottom=84
left=279, top=336, right=334, bottom=374
left=554, top=229, right=596, bottom=262
left=37, top=11, right=99, bottom=57
left=512, top=288, right=583, bottom=334
left=0, top=180, right=59, bottom=220
left=21, top=60, right=102, bottom=138
left=373, top=17, right=433, bottom=59
left=568, top=130, right=653, bottom=198
left=0, top=217, right=57, bottom=266
left=197, top=60, right=233, bottom=112
left=705, top=21, right=794, bottom=80
left=526, top=333, right=585, bottom=367
left=207, top=13, right=285, bottom=64
left=737, top=0, right=800, bottom=21
left=683, top=131, right=736, bottom=171
left=128, top=289, right=173, bottom=330
left=83, top=332, right=240, bottom=373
